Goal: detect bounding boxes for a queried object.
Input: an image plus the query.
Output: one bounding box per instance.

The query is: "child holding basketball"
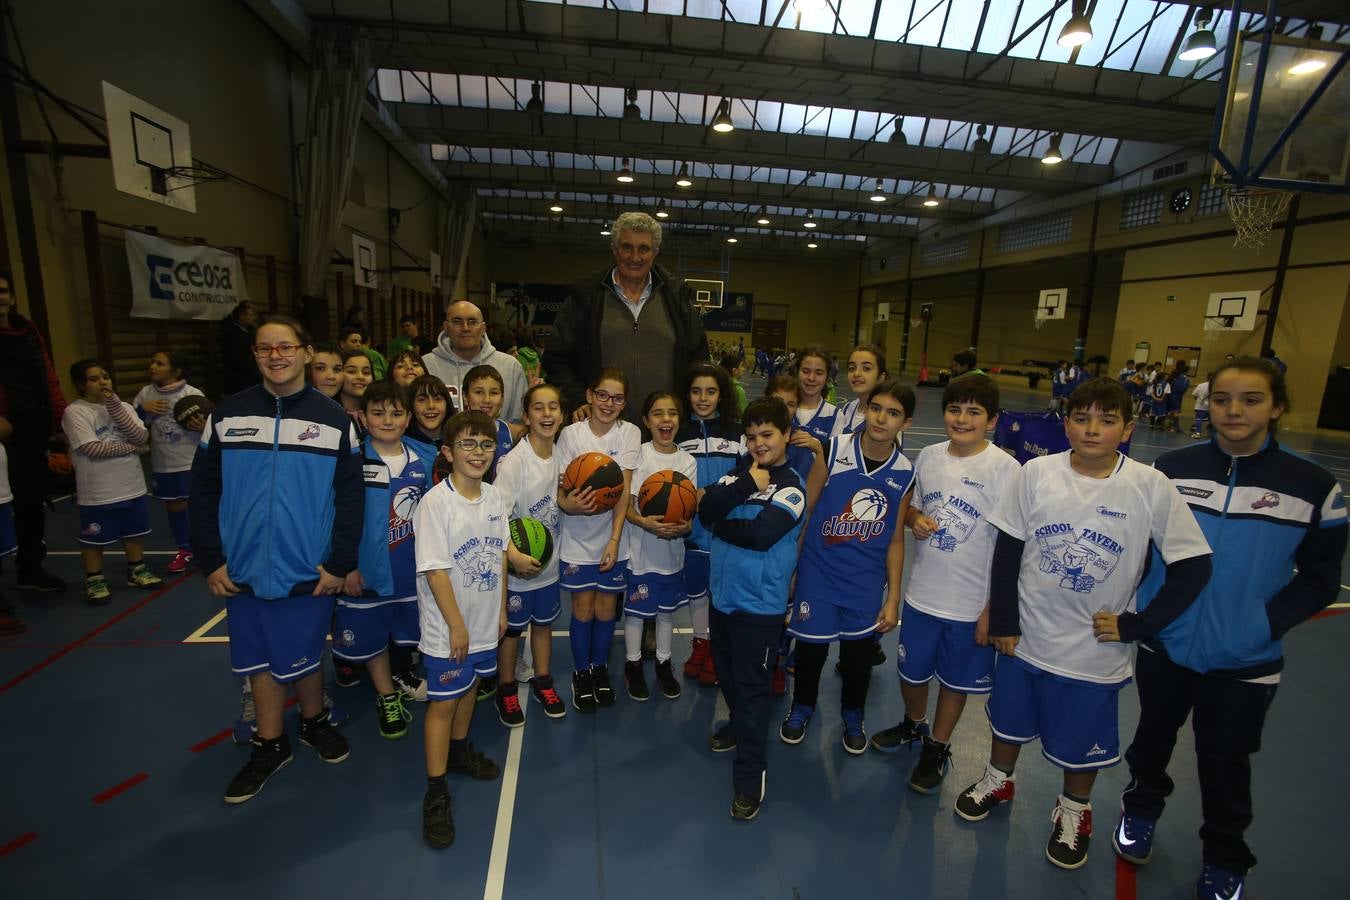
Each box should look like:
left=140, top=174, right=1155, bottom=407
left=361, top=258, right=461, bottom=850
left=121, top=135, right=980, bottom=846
left=676, top=363, right=744, bottom=687
left=415, top=409, right=510, bottom=849
left=833, top=343, right=888, bottom=437
left=623, top=390, right=697, bottom=701
left=309, top=343, right=345, bottom=401
left=133, top=350, right=205, bottom=574
left=556, top=367, right=641, bottom=712
left=782, top=381, right=915, bottom=754
left=791, top=344, right=839, bottom=443
left=1113, top=357, right=1345, bottom=900
left=871, top=374, right=1019, bottom=794
left=492, top=382, right=567, bottom=724
left=957, top=377, right=1212, bottom=871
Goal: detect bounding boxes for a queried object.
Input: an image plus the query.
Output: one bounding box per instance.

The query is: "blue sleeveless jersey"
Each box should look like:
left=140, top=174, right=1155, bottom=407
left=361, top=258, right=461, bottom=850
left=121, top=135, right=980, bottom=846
left=354, top=437, right=431, bottom=599
left=796, top=401, right=839, bottom=444
left=486, top=418, right=514, bottom=483
left=795, top=433, right=914, bottom=612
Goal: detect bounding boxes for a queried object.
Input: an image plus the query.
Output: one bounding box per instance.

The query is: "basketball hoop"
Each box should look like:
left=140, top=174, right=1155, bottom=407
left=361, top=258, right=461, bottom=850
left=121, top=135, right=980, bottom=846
left=1033, top=313, right=1046, bottom=331
left=1225, top=187, right=1293, bottom=249
left=910, top=315, right=924, bottom=330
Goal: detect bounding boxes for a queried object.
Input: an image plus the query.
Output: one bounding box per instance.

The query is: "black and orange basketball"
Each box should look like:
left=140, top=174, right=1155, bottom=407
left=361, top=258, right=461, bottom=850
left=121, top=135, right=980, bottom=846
left=638, top=469, right=698, bottom=524
left=562, top=452, right=624, bottom=512
left=172, top=394, right=214, bottom=431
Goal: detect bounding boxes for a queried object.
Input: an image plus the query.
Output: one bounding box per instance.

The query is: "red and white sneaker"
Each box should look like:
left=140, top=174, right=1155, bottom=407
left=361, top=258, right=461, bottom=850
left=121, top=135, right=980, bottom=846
left=166, top=550, right=194, bottom=574
left=954, top=762, right=1016, bottom=821
left=1046, top=796, right=1093, bottom=869
left=683, top=636, right=710, bottom=679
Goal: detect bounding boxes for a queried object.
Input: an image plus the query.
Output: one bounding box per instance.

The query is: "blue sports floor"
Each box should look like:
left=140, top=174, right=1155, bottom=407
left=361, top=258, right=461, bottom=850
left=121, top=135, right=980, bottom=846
left=1, top=377, right=1347, bottom=899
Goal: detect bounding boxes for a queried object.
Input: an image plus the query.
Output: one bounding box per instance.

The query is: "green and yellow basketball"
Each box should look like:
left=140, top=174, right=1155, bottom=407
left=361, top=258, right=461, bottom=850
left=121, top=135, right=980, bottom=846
left=508, top=516, right=553, bottom=573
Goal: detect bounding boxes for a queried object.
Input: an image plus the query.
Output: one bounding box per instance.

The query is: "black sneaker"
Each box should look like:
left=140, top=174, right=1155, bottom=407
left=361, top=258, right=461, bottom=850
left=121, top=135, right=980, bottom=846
left=392, top=669, right=428, bottom=702
left=624, top=660, right=649, bottom=701
left=422, top=787, right=454, bottom=849
left=476, top=675, right=498, bottom=703
left=530, top=674, right=567, bottom=719
left=375, top=691, right=411, bottom=740
left=871, top=640, right=886, bottom=666
left=591, top=664, right=616, bottom=707
left=954, top=764, right=1016, bottom=822
left=730, top=792, right=761, bottom=821
left=16, top=568, right=65, bottom=592
left=870, top=717, right=930, bottom=754
left=1046, top=797, right=1093, bottom=869
left=495, top=682, right=524, bottom=728
left=779, top=703, right=813, bottom=745
left=299, top=711, right=350, bottom=763
left=841, top=707, right=867, bottom=755
left=909, top=737, right=953, bottom=794
left=654, top=658, right=681, bottom=699
left=334, top=662, right=362, bottom=688
left=224, top=737, right=293, bottom=804
left=641, top=617, right=657, bottom=658
left=572, top=669, right=597, bottom=714
left=709, top=722, right=737, bottom=753
left=447, top=742, right=500, bottom=780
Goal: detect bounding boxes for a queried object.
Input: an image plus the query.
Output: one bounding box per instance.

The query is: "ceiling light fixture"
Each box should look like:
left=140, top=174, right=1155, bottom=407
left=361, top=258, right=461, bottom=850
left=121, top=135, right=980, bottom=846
left=803, top=212, right=818, bottom=228
left=889, top=117, right=908, bottom=145
left=655, top=206, right=670, bottom=219
left=726, top=235, right=738, bottom=244
left=923, top=185, right=940, bottom=207
left=711, top=99, right=735, bottom=133
left=623, top=88, right=642, bottom=122
left=675, top=162, right=693, bottom=188
left=548, top=191, right=563, bottom=213
left=755, top=207, right=771, bottom=225
left=616, top=157, right=635, bottom=183
left=1057, top=1, right=1094, bottom=48
left=601, top=228, right=611, bottom=236
left=869, top=179, right=887, bottom=202
left=525, top=81, right=544, bottom=114
left=1178, top=8, right=1218, bottom=61
left=1041, top=133, right=1065, bottom=165
left=807, top=242, right=818, bottom=249
left=972, top=123, right=991, bottom=154
left=1288, top=25, right=1328, bottom=76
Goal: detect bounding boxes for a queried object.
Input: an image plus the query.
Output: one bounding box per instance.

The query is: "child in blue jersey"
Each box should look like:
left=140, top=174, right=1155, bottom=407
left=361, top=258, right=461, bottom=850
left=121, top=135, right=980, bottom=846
left=406, top=374, right=451, bottom=453
left=462, top=365, right=522, bottom=484
left=622, top=390, right=697, bottom=702
left=956, top=377, right=1212, bottom=871
left=1113, top=358, right=1346, bottom=900
left=702, top=397, right=808, bottom=821
left=332, top=382, right=432, bottom=740
left=676, top=363, right=743, bottom=687
left=339, top=348, right=373, bottom=438
left=308, top=343, right=345, bottom=401
left=872, top=375, right=1019, bottom=794
left=556, top=367, right=641, bottom=713
left=415, top=410, right=510, bottom=849
left=782, top=381, right=915, bottom=754
left=1164, top=361, right=1190, bottom=433
left=765, top=375, right=825, bottom=477
left=790, top=344, right=839, bottom=444
left=1146, top=375, right=1171, bottom=430
left=133, top=350, right=205, bottom=575
left=1049, top=360, right=1069, bottom=413
left=834, top=343, right=888, bottom=437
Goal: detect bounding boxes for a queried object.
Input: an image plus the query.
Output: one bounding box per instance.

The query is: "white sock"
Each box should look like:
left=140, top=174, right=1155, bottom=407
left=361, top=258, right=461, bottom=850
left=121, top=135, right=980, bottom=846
left=690, top=594, right=710, bottom=639
left=623, top=617, right=643, bottom=662
left=656, top=613, right=674, bottom=662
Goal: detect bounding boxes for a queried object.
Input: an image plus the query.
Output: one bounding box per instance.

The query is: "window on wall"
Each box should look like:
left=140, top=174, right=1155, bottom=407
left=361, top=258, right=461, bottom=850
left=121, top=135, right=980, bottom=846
left=1119, top=190, right=1165, bottom=229
left=1197, top=183, right=1227, bottom=217
left=920, top=235, right=970, bottom=266
left=997, top=210, right=1073, bottom=253
left=865, top=253, right=907, bottom=275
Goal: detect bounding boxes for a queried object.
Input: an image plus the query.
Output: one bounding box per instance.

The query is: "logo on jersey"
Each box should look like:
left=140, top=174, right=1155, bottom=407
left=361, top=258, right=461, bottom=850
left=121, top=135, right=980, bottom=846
left=225, top=427, right=259, bottom=437
left=81, top=522, right=103, bottom=536
left=896, top=642, right=907, bottom=664
left=298, top=424, right=321, bottom=442
left=1177, top=485, right=1214, bottom=500
left=822, top=487, right=890, bottom=544
left=453, top=535, right=504, bottom=592
left=632, top=583, right=650, bottom=600
left=796, top=600, right=811, bottom=621
left=1033, top=522, right=1124, bottom=594
left=389, top=485, right=423, bottom=547
left=928, top=495, right=981, bottom=552
left=337, top=629, right=355, bottom=647
left=960, top=476, right=985, bottom=490
left=564, top=563, right=579, bottom=576
left=1251, top=491, right=1280, bottom=510
left=290, top=655, right=310, bottom=670
left=527, top=496, right=559, bottom=534
left=438, top=669, right=459, bottom=685
left=1085, top=743, right=1109, bottom=758
left=1095, top=506, right=1128, bottom=520
left=508, top=594, right=523, bottom=612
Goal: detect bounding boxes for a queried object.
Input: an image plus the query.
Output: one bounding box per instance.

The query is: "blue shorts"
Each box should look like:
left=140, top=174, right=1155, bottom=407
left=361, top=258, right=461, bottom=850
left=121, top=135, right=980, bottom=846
left=506, top=581, right=562, bottom=630
left=227, top=592, right=334, bottom=683
left=1149, top=400, right=1168, bottom=417
left=78, top=496, right=151, bottom=547
left=684, top=548, right=710, bottom=600
left=624, top=571, right=686, bottom=618
left=332, top=598, right=419, bottom=661
left=150, top=470, right=191, bottom=501
left=788, top=595, right=876, bottom=643
left=559, top=559, right=627, bottom=593
left=424, top=649, right=498, bottom=700
left=986, top=655, right=1124, bottom=770
left=897, top=603, right=995, bottom=694
left=1193, top=410, right=1210, bottom=427
left=0, top=502, right=15, bottom=557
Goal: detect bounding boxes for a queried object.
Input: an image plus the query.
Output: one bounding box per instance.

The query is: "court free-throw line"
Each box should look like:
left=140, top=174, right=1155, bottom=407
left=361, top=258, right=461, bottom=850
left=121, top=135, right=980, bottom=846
left=483, top=694, right=527, bottom=900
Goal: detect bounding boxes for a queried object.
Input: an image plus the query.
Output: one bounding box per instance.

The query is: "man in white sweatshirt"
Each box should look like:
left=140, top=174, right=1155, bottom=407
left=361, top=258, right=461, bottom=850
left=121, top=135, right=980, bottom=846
left=421, top=300, right=527, bottom=422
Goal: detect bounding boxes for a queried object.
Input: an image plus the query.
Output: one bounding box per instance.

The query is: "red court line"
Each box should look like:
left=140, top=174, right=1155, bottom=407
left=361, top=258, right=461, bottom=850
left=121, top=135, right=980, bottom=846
left=189, top=729, right=234, bottom=754
left=1115, top=857, right=1137, bottom=900
left=0, top=832, right=37, bottom=858
left=0, top=575, right=190, bottom=694
left=91, top=772, right=149, bottom=805
left=1312, top=608, right=1347, bottom=620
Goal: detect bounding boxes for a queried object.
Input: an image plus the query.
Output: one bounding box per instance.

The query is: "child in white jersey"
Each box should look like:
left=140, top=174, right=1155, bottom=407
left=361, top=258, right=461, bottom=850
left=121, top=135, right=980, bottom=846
left=133, top=350, right=205, bottom=574
left=1189, top=372, right=1212, bottom=439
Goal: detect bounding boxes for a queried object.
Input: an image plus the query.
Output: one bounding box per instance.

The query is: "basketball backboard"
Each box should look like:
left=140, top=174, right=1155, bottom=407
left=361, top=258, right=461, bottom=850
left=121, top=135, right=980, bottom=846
left=102, top=81, right=195, bottom=212
left=686, top=278, right=725, bottom=309
left=1204, top=291, right=1260, bottom=331
left=1036, top=289, right=1067, bottom=321
left=429, top=250, right=442, bottom=287
left=352, top=233, right=378, bottom=288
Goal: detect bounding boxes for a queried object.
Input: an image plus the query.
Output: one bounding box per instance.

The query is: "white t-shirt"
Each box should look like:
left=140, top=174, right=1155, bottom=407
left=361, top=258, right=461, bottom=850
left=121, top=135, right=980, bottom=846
left=626, top=443, right=698, bottom=576
left=414, top=478, right=509, bottom=658
left=987, top=451, right=1210, bottom=684
left=493, top=437, right=561, bottom=591
left=62, top=399, right=148, bottom=506
left=0, top=443, right=10, bottom=505
left=905, top=441, right=1022, bottom=622
left=556, top=419, right=641, bottom=565
left=1192, top=381, right=1211, bottom=411
left=134, top=382, right=205, bottom=474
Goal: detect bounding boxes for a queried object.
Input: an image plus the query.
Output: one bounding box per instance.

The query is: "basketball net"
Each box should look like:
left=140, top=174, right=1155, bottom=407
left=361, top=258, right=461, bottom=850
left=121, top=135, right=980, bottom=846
left=1033, top=313, right=1047, bottom=331
left=1225, top=187, right=1293, bottom=249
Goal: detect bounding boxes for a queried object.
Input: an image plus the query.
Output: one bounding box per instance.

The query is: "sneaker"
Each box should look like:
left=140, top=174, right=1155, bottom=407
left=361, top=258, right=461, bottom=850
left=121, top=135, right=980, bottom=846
left=126, top=563, right=163, bottom=589
left=779, top=703, right=814, bottom=745
left=495, top=682, right=524, bottom=728
left=1194, top=864, right=1245, bottom=900
left=530, top=674, right=566, bottom=719
left=376, top=691, right=412, bottom=739
left=515, top=654, right=535, bottom=685
left=771, top=665, right=786, bottom=696
left=730, top=792, right=761, bottom=821
left=165, top=549, right=194, bottom=574
left=0, top=612, right=27, bottom=635
left=871, top=640, right=887, bottom=666
left=955, top=763, right=1016, bottom=821
left=654, top=658, right=681, bottom=699
left=841, top=707, right=867, bottom=755
left=571, top=669, right=597, bottom=714
left=323, top=690, right=349, bottom=728
left=641, top=618, right=657, bottom=658
left=84, top=575, right=111, bottom=606
left=299, top=710, right=350, bottom=763
left=223, top=737, right=293, bottom=804
left=698, top=651, right=718, bottom=687
left=392, top=669, right=428, bottom=703
left=334, top=662, right=362, bottom=688
left=591, top=664, right=616, bottom=707
left=476, top=675, right=498, bottom=702
left=683, top=636, right=710, bottom=678
left=624, top=660, right=649, bottom=701
left=908, top=737, right=953, bottom=794
left=422, top=787, right=454, bottom=849
left=709, top=722, right=737, bottom=753
left=16, top=568, right=65, bottom=592
left=870, top=717, right=930, bottom=754
left=1111, top=812, right=1156, bottom=865
left=447, top=742, right=500, bottom=780
left=232, top=684, right=257, bottom=744
left=1046, top=796, right=1093, bottom=870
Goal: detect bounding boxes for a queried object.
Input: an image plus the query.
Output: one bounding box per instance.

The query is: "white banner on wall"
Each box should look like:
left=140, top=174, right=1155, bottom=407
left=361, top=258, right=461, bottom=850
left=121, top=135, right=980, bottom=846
left=125, top=231, right=250, bottom=320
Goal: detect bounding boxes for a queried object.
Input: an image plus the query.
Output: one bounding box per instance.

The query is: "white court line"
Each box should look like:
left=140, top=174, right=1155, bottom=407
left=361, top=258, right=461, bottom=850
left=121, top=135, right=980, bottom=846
left=183, top=608, right=228, bottom=643
left=483, top=694, right=526, bottom=900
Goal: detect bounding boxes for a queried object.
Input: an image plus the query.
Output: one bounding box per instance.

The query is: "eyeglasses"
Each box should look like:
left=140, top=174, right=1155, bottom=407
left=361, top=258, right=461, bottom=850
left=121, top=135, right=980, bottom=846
left=253, top=343, right=302, bottom=358
left=592, top=389, right=625, bottom=405
left=448, top=317, right=482, bottom=328
left=453, top=438, right=497, bottom=452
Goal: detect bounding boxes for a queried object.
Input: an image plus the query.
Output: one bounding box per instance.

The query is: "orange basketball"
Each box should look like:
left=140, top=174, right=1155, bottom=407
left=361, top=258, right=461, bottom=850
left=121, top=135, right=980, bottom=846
left=638, top=470, right=698, bottom=524
left=562, top=452, right=625, bottom=512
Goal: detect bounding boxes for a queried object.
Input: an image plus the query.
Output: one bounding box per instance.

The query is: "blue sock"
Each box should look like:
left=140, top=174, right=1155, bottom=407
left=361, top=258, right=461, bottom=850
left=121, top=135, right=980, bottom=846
left=590, top=617, right=616, bottom=668
left=167, top=507, right=192, bottom=551
left=569, top=616, right=592, bottom=674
